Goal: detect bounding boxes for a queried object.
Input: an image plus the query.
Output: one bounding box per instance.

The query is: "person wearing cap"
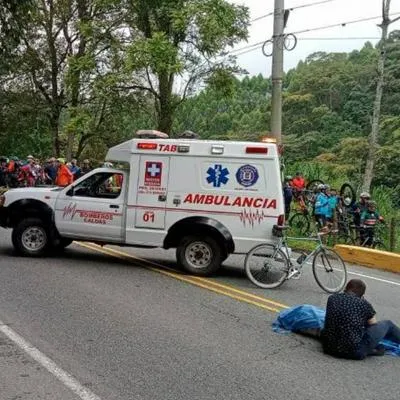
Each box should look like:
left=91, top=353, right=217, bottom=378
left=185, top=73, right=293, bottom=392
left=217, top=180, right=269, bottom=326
left=55, top=158, right=73, bottom=187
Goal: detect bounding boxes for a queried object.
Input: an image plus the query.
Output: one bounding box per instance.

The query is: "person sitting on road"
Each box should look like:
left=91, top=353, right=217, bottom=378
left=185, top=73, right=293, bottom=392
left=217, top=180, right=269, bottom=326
left=360, top=201, right=384, bottom=247
left=321, top=279, right=400, bottom=360
left=314, top=184, right=329, bottom=230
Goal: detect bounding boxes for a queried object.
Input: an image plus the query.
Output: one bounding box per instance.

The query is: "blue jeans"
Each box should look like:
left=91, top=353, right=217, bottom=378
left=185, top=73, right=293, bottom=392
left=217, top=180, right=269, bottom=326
left=356, top=320, right=400, bottom=359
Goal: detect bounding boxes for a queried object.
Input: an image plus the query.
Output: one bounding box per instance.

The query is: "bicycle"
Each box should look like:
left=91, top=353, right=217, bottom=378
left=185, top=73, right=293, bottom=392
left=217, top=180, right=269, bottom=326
left=245, top=225, right=347, bottom=293
left=358, top=225, right=387, bottom=251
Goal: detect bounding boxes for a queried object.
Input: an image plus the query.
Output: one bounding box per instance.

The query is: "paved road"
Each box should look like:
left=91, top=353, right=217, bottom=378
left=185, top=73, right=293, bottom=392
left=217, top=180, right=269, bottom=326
left=0, top=228, right=399, bottom=400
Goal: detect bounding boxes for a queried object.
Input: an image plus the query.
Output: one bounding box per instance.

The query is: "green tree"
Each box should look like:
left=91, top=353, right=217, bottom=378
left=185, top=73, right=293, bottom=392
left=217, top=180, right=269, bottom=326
left=124, top=0, right=249, bottom=134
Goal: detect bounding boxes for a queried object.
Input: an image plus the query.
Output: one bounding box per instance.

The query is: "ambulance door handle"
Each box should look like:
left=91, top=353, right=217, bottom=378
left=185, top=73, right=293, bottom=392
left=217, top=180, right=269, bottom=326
left=110, top=204, right=120, bottom=209
left=158, top=195, right=167, bottom=202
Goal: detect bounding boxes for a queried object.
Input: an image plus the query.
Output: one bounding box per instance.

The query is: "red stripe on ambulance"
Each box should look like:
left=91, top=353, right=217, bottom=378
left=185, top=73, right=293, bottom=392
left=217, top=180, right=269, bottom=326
left=183, top=194, right=277, bottom=209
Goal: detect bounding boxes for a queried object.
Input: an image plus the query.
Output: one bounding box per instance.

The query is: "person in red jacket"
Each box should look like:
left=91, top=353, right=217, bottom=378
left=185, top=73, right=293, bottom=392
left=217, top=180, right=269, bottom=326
left=55, top=158, right=73, bottom=187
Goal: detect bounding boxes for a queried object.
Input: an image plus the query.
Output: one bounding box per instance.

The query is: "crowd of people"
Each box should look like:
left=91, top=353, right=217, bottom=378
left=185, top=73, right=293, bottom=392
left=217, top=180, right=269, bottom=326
left=283, top=172, right=384, bottom=245
left=0, top=156, right=92, bottom=188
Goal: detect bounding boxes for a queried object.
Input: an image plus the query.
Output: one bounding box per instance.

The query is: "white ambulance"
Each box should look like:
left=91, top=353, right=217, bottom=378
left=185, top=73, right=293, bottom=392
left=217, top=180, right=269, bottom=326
left=0, top=135, right=284, bottom=275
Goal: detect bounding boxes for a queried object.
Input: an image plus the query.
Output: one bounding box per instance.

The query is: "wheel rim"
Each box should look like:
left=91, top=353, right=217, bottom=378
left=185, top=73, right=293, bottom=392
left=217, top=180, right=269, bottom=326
left=21, top=226, right=47, bottom=252
left=313, top=249, right=347, bottom=293
left=245, top=244, right=289, bottom=288
left=185, top=241, right=212, bottom=270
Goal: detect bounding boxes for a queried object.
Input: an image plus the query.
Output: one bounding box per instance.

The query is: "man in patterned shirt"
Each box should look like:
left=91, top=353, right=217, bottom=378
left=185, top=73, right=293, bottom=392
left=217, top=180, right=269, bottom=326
left=321, top=279, right=400, bottom=359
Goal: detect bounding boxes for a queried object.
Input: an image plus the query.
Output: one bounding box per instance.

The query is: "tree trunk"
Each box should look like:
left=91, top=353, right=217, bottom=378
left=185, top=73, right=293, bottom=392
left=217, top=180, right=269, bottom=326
left=50, top=108, right=60, bottom=157
left=362, top=0, right=391, bottom=192
left=66, top=0, right=88, bottom=160
left=157, top=72, right=174, bottom=134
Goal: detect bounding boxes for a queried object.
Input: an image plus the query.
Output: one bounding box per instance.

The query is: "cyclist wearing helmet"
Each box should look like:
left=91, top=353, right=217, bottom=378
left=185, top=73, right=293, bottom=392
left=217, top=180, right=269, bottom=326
left=291, top=171, right=306, bottom=191
left=360, top=201, right=384, bottom=246
left=352, top=192, right=371, bottom=227
left=314, top=184, right=329, bottom=229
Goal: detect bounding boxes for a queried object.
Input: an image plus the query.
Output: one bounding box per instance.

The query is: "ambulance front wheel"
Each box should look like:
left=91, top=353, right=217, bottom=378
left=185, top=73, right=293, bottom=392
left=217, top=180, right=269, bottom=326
left=177, top=235, right=223, bottom=276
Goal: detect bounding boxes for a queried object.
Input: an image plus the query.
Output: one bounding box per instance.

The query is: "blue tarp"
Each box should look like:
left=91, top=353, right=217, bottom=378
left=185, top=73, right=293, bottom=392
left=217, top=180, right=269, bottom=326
left=272, top=305, right=400, bottom=357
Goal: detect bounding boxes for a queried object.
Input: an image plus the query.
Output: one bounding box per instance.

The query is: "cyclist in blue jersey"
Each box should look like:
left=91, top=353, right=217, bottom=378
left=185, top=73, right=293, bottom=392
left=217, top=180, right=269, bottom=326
left=314, top=184, right=329, bottom=229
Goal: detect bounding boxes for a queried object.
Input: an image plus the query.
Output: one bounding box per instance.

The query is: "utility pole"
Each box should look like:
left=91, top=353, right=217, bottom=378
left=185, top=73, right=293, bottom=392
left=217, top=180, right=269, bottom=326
left=270, top=0, right=285, bottom=144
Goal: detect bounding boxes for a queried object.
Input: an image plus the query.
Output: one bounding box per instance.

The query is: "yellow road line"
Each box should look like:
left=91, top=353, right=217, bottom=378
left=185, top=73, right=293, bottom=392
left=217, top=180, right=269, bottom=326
left=84, top=243, right=289, bottom=309
left=75, top=242, right=289, bottom=313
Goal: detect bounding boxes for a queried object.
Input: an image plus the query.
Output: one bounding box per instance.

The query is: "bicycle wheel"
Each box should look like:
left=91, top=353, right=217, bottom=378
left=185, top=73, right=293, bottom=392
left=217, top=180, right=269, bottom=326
left=289, top=213, right=310, bottom=236
left=312, top=248, right=347, bottom=293
left=306, top=179, right=324, bottom=191
left=340, top=183, right=356, bottom=203
left=245, top=244, right=290, bottom=289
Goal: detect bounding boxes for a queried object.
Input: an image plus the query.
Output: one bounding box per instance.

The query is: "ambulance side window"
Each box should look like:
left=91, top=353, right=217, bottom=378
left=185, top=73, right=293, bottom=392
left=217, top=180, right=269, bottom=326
left=73, top=172, right=123, bottom=199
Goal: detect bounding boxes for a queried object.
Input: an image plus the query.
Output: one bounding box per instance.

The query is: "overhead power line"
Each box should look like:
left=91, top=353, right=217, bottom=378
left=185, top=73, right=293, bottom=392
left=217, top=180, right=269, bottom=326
left=288, top=12, right=400, bottom=35
left=231, top=36, right=382, bottom=58
left=297, top=36, right=380, bottom=40
left=250, top=0, right=335, bottom=23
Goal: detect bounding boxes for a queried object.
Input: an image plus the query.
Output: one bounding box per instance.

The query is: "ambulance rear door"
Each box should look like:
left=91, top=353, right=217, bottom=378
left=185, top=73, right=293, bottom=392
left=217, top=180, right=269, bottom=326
left=134, top=156, right=170, bottom=229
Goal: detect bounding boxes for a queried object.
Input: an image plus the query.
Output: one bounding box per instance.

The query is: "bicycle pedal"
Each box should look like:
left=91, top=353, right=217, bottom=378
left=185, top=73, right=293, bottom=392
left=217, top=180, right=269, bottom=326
left=288, top=268, right=301, bottom=280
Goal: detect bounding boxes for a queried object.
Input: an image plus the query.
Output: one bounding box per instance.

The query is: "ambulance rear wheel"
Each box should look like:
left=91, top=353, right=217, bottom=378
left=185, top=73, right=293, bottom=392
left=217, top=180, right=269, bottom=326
left=177, top=235, right=223, bottom=276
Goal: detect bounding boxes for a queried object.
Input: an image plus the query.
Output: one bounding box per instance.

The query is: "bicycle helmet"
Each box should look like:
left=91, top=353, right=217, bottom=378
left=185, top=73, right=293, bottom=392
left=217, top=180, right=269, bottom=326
left=103, top=162, right=113, bottom=168
left=285, top=175, right=293, bottom=181
left=367, top=200, right=377, bottom=208
left=317, top=183, right=325, bottom=190
left=360, top=192, right=370, bottom=199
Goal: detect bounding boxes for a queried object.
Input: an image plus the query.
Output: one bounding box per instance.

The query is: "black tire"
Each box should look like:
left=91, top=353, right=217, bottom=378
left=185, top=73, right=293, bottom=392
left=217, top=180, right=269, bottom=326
left=12, top=218, right=50, bottom=257
left=340, top=183, right=356, bottom=203
left=176, top=235, right=223, bottom=276
left=245, top=244, right=289, bottom=289
left=312, top=248, right=347, bottom=293
left=289, top=213, right=310, bottom=236
left=306, top=179, right=324, bottom=191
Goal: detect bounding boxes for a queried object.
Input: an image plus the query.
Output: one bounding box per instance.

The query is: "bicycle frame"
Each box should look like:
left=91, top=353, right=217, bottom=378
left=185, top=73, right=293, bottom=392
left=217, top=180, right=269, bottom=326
left=271, top=233, right=325, bottom=272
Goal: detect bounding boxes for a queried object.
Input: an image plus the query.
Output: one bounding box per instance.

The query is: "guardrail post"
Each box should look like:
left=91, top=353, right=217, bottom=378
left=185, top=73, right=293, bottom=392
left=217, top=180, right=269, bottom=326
left=389, top=217, right=396, bottom=252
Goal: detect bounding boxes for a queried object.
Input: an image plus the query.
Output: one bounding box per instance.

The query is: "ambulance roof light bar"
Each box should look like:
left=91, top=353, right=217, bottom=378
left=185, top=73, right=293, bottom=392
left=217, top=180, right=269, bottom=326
left=135, top=130, right=169, bottom=139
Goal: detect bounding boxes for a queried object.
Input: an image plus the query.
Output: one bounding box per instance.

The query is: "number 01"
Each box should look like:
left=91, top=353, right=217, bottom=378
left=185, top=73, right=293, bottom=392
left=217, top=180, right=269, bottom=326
left=143, top=211, right=155, bottom=222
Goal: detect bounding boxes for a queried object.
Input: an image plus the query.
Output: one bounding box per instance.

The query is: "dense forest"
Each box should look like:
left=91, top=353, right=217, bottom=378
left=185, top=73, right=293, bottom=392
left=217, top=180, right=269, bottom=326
left=1, top=1, right=399, bottom=196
